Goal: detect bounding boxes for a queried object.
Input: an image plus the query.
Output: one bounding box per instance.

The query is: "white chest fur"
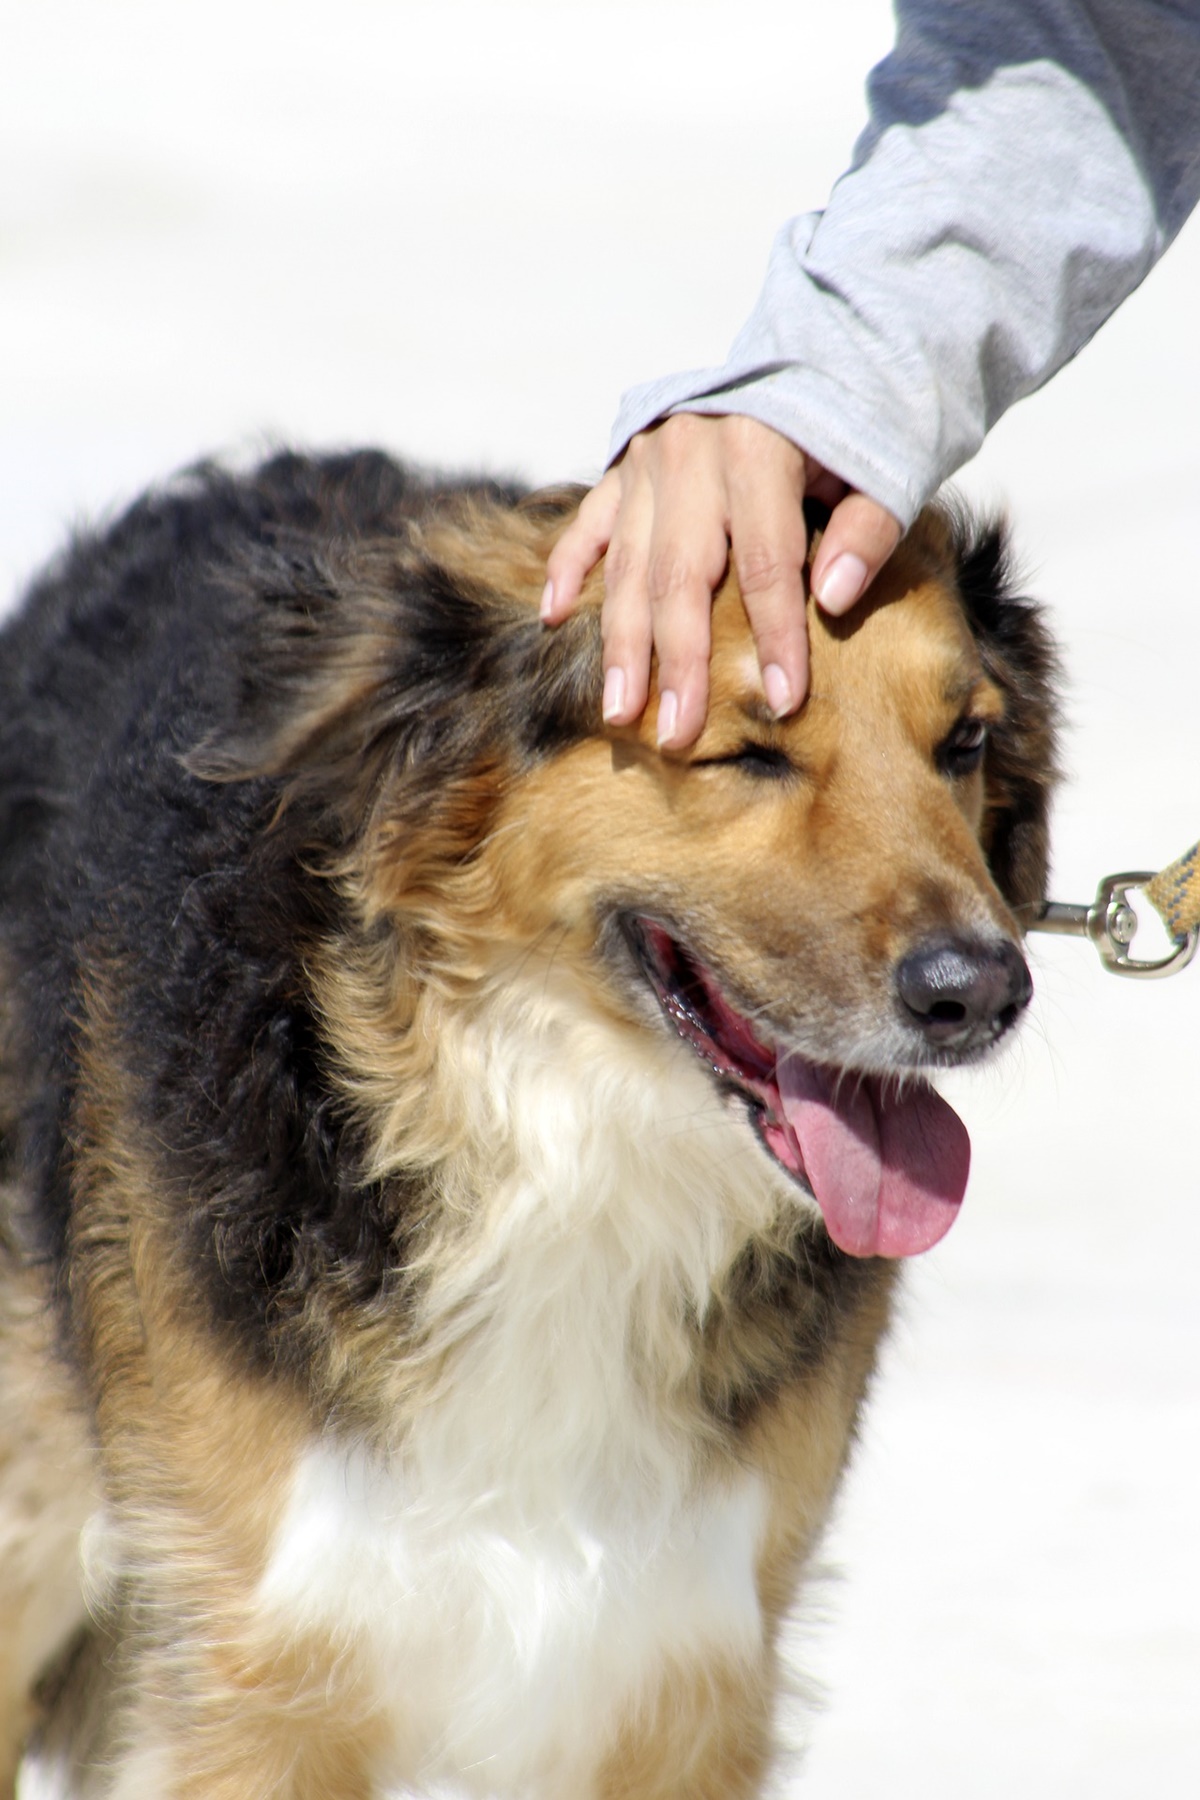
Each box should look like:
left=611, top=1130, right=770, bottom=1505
left=258, top=1443, right=767, bottom=1795
left=257, top=964, right=794, bottom=1794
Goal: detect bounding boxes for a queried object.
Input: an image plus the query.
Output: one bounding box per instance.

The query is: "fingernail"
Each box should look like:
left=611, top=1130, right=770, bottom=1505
left=540, top=579, right=554, bottom=622
left=656, top=689, right=679, bottom=746
left=602, top=666, right=626, bottom=722
left=762, top=662, right=792, bottom=716
left=814, top=552, right=868, bottom=614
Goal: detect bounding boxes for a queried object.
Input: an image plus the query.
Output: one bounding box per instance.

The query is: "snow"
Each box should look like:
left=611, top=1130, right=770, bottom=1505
left=2, top=2, right=1197, bottom=1787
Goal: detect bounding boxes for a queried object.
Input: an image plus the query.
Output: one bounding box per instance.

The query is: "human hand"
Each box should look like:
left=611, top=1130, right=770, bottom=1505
left=542, top=414, right=902, bottom=747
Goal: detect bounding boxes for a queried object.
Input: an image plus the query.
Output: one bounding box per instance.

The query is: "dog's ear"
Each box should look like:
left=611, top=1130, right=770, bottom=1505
left=949, top=510, right=1062, bottom=919
left=184, top=523, right=601, bottom=861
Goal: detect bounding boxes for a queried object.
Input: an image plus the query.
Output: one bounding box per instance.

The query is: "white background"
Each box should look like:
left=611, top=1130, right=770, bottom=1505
left=3, top=3, right=1197, bottom=1790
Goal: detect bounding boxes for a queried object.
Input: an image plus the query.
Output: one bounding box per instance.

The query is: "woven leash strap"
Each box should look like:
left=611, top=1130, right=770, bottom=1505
left=1145, top=840, right=1200, bottom=943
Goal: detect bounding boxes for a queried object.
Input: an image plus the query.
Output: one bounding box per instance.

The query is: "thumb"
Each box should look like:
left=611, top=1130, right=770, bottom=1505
left=809, top=491, right=903, bottom=616
left=542, top=469, right=623, bottom=622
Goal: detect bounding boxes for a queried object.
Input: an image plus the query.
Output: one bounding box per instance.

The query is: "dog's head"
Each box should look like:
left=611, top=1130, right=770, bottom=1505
left=198, top=479, right=1059, bottom=1264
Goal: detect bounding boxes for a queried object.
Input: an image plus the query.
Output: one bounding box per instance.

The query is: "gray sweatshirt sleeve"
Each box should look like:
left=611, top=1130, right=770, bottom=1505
left=607, top=0, right=1200, bottom=526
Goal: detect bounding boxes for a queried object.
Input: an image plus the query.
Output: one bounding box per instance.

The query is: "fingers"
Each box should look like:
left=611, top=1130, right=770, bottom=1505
left=597, top=458, right=660, bottom=728
left=631, top=418, right=729, bottom=745
left=809, top=490, right=902, bottom=617
left=542, top=470, right=622, bottom=623
left=554, top=417, right=730, bottom=742
left=597, top=415, right=810, bottom=748
left=543, top=414, right=903, bottom=753
left=722, top=418, right=810, bottom=719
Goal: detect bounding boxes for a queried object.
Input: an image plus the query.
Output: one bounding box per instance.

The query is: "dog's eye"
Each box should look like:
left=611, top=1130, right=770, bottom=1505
left=696, top=743, right=796, bottom=780
left=938, top=717, right=988, bottom=777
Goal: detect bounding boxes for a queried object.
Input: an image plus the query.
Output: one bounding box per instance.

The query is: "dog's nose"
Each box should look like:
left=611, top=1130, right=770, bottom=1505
left=895, top=935, right=1032, bottom=1049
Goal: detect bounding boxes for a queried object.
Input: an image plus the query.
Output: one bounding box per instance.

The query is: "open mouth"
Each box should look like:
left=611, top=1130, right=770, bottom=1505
left=625, top=916, right=971, bottom=1260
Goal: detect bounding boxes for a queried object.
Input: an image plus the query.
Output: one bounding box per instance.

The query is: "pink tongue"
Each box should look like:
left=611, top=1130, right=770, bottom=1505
left=776, top=1056, right=970, bottom=1258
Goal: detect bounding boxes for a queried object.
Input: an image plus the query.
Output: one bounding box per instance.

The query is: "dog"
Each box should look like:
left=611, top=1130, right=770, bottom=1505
left=0, top=450, right=1057, bottom=1797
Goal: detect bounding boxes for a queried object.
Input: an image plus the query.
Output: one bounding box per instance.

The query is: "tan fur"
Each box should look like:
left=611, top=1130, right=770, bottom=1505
left=18, top=985, right=377, bottom=1792
left=0, top=1255, right=96, bottom=1796
left=0, top=485, right=1049, bottom=1795
left=597, top=1658, right=774, bottom=1798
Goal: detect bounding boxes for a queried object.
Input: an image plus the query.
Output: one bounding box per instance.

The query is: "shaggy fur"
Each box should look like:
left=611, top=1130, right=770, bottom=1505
left=0, top=451, right=1058, bottom=1797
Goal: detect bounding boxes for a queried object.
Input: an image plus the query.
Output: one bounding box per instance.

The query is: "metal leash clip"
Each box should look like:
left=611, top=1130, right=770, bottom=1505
left=1031, top=871, right=1200, bottom=978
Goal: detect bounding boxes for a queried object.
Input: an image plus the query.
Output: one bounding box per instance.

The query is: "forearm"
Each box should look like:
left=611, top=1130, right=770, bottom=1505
left=610, top=0, right=1200, bottom=524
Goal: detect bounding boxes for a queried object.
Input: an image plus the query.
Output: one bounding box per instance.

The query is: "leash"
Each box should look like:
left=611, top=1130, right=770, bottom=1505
left=1029, top=838, right=1200, bottom=978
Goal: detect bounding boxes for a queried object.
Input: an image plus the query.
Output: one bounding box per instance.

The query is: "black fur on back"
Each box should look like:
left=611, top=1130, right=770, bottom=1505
left=0, top=451, right=599, bottom=1374
left=0, top=452, right=1056, bottom=1386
